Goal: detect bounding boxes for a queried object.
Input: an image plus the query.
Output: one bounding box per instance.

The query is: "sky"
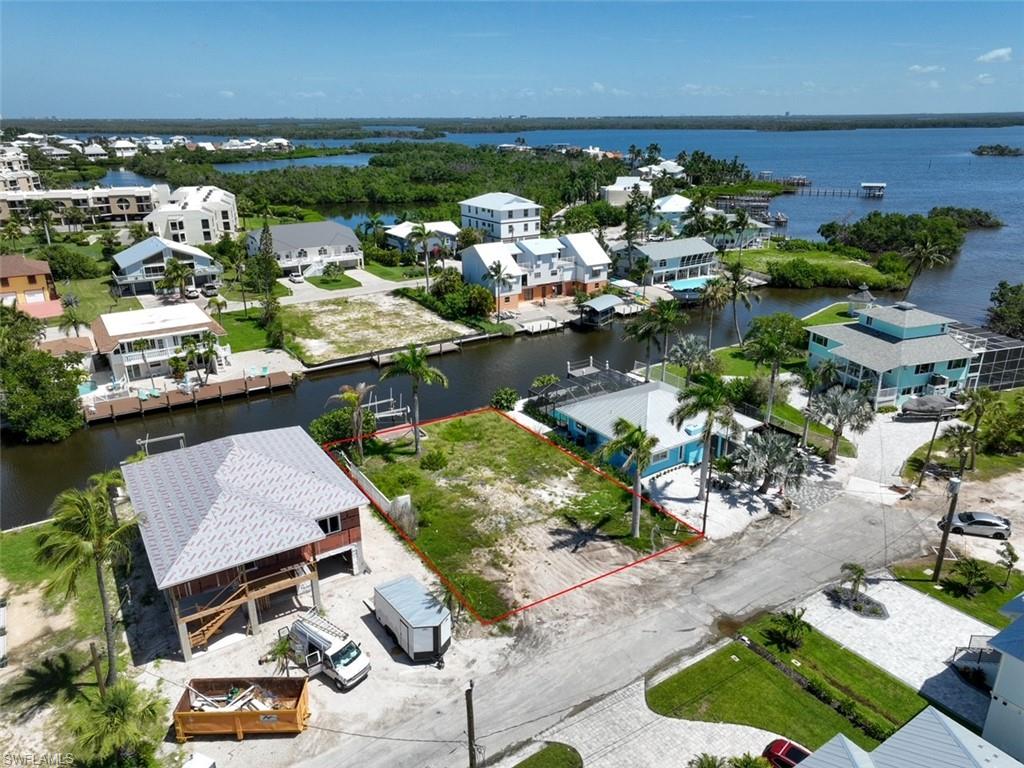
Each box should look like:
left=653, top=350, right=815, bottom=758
left=2, top=1, right=1022, bottom=118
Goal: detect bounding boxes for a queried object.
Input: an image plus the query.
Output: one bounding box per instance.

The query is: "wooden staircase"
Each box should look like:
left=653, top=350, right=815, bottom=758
left=186, top=581, right=247, bottom=651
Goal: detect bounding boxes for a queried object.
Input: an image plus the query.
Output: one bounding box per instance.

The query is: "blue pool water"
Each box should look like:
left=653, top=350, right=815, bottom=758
left=668, top=276, right=711, bottom=292
left=77, top=381, right=97, bottom=396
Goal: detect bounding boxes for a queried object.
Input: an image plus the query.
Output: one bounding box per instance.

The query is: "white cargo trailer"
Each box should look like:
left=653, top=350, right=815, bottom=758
left=373, top=576, right=452, bottom=662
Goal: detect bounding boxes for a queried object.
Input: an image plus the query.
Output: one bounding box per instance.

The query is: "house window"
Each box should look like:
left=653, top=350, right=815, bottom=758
left=947, top=358, right=966, bottom=370
left=864, top=316, right=874, bottom=327
left=508, top=225, right=514, bottom=234
left=576, top=423, right=589, bottom=435
left=297, top=249, right=307, bottom=259
left=318, top=247, right=328, bottom=256
left=27, top=274, right=37, bottom=284
left=914, top=363, right=934, bottom=375
left=318, top=515, right=341, bottom=534
left=0, top=278, right=8, bottom=287
left=201, top=218, right=210, bottom=229
left=651, top=449, right=669, bottom=464
left=503, top=296, right=510, bottom=304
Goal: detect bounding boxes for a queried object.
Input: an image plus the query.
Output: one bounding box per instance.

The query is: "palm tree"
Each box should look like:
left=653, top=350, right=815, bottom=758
left=840, top=562, right=867, bottom=606
left=130, top=338, right=157, bottom=389
left=326, top=381, right=376, bottom=461
left=178, top=332, right=216, bottom=385
left=739, top=430, right=805, bottom=494
left=647, top=299, right=689, bottom=382
left=1, top=219, right=22, bottom=253
left=731, top=208, right=752, bottom=255
left=997, top=541, right=1019, bottom=588
left=944, top=424, right=978, bottom=475
left=379, top=345, right=448, bottom=455
left=688, top=756, right=727, bottom=768
left=66, top=679, right=162, bottom=766
left=63, top=205, right=86, bottom=233
left=668, top=333, right=714, bottom=388
left=962, top=387, right=998, bottom=470
left=58, top=306, right=86, bottom=338
left=798, top=360, right=839, bottom=448
left=36, top=485, right=134, bottom=688
left=29, top=199, right=55, bottom=245
left=624, top=310, right=660, bottom=382
left=903, top=236, right=949, bottom=289
left=721, top=259, right=759, bottom=343
left=364, top=212, right=385, bottom=246
left=953, top=558, right=990, bottom=598
left=770, top=607, right=810, bottom=650
left=128, top=223, right=148, bottom=244
left=708, top=213, right=731, bottom=255
left=88, top=469, right=125, bottom=526
left=700, top=276, right=731, bottom=347
left=158, top=257, right=194, bottom=299
left=265, top=635, right=293, bottom=677
left=409, top=222, right=433, bottom=292
left=743, top=319, right=803, bottom=426
left=810, top=386, right=875, bottom=464
left=485, top=259, right=511, bottom=315
left=671, top=372, right=737, bottom=506
left=205, top=296, right=227, bottom=321
left=728, top=754, right=771, bottom=768
left=599, top=418, right=659, bottom=539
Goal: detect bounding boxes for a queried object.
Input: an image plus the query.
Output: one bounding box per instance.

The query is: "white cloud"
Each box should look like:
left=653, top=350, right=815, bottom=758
left=295, top=90, right=326, bottom=99
left=680, top=83, right=729, bottom=96
left=218, top=90, right=235, bottom=99
left=926, top=80, right=941, bottom=90
left=908, top=64, right=944, bottom=74
left=590, top=82, right=606, bottom=94
left=976, top=47, right=1012, bottom=63
left=976, top=73, right=996, bottom=85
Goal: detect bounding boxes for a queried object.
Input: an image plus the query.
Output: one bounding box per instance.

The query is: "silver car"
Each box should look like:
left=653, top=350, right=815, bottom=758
left=938, top=511, right=1012, bottom=539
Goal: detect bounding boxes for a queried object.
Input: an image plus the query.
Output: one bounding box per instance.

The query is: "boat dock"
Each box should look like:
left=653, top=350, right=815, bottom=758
left=794, top=183, right=886, bottom=199
left=84, top=371, right=294, bottom=424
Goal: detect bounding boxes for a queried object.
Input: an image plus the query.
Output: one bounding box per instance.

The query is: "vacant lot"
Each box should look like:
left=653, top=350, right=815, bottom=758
left=358, top=411, right=693, bottom=622
left=285, top=293, right=473, bottom=363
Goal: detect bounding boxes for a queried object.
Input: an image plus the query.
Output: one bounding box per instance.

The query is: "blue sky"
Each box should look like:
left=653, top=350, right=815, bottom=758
left=2, top=2, right=1022, bottom=118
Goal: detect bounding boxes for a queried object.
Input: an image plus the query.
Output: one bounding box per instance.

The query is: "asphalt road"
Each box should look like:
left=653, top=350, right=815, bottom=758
left=297, top=491, right=933, bottom=768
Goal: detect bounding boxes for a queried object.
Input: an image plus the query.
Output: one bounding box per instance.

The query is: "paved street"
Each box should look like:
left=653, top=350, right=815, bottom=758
left=296, top=491, right=933, bottom=768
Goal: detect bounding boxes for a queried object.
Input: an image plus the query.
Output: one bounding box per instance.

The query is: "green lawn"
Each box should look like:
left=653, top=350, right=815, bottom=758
left=362, top=261, right=425, bottom=281
left=736, top=245, right=894, bottom=287
left=745, top=616, right=927, bottom=731
left=218, top=278, right=291, bottom=303
left=513, top=743, right=583, bottom=768
left=771, top=401, right=857, bottom=458
left=360, top=412, right=691, bottom=621
left=55, top=277, right=141, bottom=324
left=802, top=303, right=859, bottom=327
left=13, top=233, right=107, bottom=262
left=656, top=346, right=805, bottom=382
left=218, top=310, right=271, bottom=352
left=647, top=643, right=878, bottom=750
left=892, top=560, right=1024, bottom=629
left=307, top=274, right=362, bottom=291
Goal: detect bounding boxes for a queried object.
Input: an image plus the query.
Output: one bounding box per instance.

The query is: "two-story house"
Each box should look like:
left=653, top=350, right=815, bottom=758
left=385, top=220, right=460, bottom=254
left=91, top=303, right=229, bottom=383
left=0, top=254, right=62, bottom=318
left=807, top=302, right=978, bottom=409
left=459, top=192, right=542, bottom=243
left=111, top=236, right=222, bottom=296
left=613, top=237, right=718, bottom=286
left=983, top=593, right=1024, bottom=763
left=246, top=221, right=363, bottom=277
left=122, top=426, right=370, bottom=660
left=600, top=176, right=653, bottom=207
left=144, top=185, right=238, bottom=246
left=559, top=233, right=611, bottom=294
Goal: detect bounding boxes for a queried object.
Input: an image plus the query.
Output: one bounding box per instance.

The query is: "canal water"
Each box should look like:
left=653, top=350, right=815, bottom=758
left=7, top=126, right=1021, bottom=528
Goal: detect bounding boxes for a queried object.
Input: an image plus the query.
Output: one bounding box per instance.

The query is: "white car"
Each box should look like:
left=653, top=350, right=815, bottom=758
left=939, top=510, right=1012, bottom=539
left=183, top=286, right=200, bottom=299
left=288, top=273, right=305, bottom=283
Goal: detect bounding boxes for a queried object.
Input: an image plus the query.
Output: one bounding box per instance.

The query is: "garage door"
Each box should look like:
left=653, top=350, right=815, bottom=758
left=23, top=290, right=45, bottom=304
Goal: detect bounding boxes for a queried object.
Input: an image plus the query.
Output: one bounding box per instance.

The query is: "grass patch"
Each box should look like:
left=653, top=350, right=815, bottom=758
left=892, top=560, right=1024, bottom=629
left=513, top=743, right=583, bottom=768
left=13, top=234, right=107, bottom=262
left=218, top=277, right=292, bottom=303
left=362, top=261, right=425, bottom=281
left=360, top=412, right=691, bottom=621
left=218, top=310, right=270, bottom=352
left=746, top=615, right=927, bottom=730
left=307, top=274, right=362, bottom=291
left=647, top=643, right=877, bottom=750
left=736, top=245, right=895, bottom=288
left=771, top=402, right=857, bottom=458
left=802, top=302, right=859, bottom=327
left=53, top=277, right=142, bottom=324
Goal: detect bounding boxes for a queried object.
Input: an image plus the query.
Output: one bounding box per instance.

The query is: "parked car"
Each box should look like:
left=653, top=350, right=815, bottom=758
left=938, top=510, right=1012, bottom=539
left=288, top=273, right=305, bottom=283
left=183, top=286, right=200, bottom=299
left=279, top=610, right=370, bottom=691
left=201, top=283, right=220, bottom=297
left=763, top=739, right=811, bottom=767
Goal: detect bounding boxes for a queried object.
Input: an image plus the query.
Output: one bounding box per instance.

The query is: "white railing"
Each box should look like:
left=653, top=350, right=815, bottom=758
left=119, top=347, right=175, bottom=365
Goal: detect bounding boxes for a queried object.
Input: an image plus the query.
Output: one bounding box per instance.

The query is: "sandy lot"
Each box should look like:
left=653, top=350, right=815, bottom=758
left=285, top=293, right=474, bottom=364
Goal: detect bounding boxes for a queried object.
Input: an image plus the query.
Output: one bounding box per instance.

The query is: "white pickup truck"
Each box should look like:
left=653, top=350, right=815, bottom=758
left=280, top=610, right=370, bottom=691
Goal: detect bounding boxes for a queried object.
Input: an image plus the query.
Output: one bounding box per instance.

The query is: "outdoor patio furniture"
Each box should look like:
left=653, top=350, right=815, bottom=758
left=138, top=390, right=150, bottom=402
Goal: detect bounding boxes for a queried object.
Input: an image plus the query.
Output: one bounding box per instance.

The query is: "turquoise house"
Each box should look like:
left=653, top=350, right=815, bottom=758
left=807, top=302, right=978, bottom=410
left=553, top=380, right=757, bottom=477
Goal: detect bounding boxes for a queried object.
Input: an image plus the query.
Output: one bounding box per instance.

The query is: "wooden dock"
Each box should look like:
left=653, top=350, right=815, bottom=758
left=794, top=187, right=883, bottom=199
left=84, top=371, right=294, bottom=423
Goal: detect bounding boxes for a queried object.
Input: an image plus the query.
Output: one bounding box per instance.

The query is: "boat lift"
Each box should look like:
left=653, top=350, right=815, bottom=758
left=361, top=388, right=410, bottom=423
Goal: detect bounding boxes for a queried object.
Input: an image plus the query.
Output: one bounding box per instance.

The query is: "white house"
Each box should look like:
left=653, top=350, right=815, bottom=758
left=83, top=143, right=108, bottom=161
left=637, top=158, right=685, bottom=180
left=983, top=593, right=1024, bottom=762
left=144, top=185, right=238, bottom=246
left=385, top=220, right=460, bottom=253
left=459, top=192, right=542, bottom=243
left=110, top=139, right=138, bottom=158
left=613, top=237, right=717, bottom=286
left=600, top=176, right=652, bottom=207
left=559, top=232, right=612, bottom=294
left=111, top=236, right=222, bottom=296
left=262, top=137, right=293, bottom=152
left=246, top=220, right=364, bottom=277
left=90, top=303, right=229, bottom=384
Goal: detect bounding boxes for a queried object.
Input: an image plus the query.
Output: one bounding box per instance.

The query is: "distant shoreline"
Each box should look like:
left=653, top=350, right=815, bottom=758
left=4, top=112, right=1023, bottom=140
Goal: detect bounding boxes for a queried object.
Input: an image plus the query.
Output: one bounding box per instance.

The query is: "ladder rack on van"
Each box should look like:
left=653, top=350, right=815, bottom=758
left=298, top=609, right=349, bottom=641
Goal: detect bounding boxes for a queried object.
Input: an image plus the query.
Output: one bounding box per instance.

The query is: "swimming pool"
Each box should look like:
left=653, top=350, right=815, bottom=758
left=667, top=276, right=711, bottom=292
left=77, top=380, right=98, bottom=396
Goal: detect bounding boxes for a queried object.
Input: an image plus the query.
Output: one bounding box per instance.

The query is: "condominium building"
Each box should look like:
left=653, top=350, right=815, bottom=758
left=0, top=145, right=42, bottom=192
left=144, top=185, right=238, bottom=246
left=459, top=192, right=542, bottom=243
left=0, top=184, right=171, bottom=224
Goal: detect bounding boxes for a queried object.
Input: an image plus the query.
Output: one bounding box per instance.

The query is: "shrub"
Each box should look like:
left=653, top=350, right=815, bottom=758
left=419, top=448, right=449, bottom=471
left=767, top=257, right=821, bottom=289
left=309, top=406, right=377, bottom=444
left=878, top=405, right=898, bottom=414
left=489, top=387, right=519, bottom=411
left=37, top=244, right=100, bottom=280
left=322, top=262, right=346, bottom=278
left=835, top=697, right=857, bottom=718
left=875, top=251, right=909, bottom=276
left=804, top=676, right=831, bottom=704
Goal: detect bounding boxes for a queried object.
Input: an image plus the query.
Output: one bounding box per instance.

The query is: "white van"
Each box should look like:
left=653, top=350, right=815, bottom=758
left=281, top=610, right=370, bottom=690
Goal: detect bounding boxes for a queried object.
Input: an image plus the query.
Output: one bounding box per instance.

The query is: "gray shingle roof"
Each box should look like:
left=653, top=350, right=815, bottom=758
left=246, top=221, right=360, bottom=252
left=637, top=237, right=715, bottom=260
left=123, top=427, right=368, bottom=590
left=859, top=302, right=954, bottom=328
left=808, top=322, right=974, bottom=372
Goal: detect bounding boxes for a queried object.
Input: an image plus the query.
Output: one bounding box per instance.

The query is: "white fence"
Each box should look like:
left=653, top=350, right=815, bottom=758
left=336, top=449, right=418, bottom=538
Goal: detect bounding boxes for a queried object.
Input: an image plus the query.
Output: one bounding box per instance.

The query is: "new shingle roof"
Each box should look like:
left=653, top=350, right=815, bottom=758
left=637, top=237, right=716, bottom=260
left=807, top=322, right=974, bottom=372
left=123, top=427, right=368, bottom=590
left=247, top=221, right=360, bottom=252
left=859, top=302, right=954, bottom=328
left=559, top=233, right=611, bottom=267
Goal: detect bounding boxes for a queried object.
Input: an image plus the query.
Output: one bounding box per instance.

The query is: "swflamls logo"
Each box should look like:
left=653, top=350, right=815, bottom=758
left=2, top=755, right=75, bottom=767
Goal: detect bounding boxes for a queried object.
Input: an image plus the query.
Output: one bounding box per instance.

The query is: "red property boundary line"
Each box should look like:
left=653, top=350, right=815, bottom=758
left=322, top=407, right=704, bottom=625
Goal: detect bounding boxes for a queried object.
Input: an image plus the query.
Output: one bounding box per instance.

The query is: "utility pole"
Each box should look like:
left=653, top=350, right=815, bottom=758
left=932, top=476, right=962, bottom=582
left=465, top=679, right=477, bottom=768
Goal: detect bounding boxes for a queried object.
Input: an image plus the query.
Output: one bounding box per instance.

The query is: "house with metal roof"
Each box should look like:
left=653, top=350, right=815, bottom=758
left=807, top=301, right=978, bottom=409
left=384, top=220, right=460, bottom=254
left=122, top=426, right=370, bottom=660
left=559, top=233, right=612, bottom=294
left=245, top=220, right=363, bottom=277
left=982, top=593, right=1024, bottom=762
left=613, top=237, right=718, bottom=286
left=600, top=176, right=652, bottom=207
left=802, top=705, right=1022, bottom=768
left=111, top=236, right=222, bottom=296
left=459, top=192, right=542, bottom=243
